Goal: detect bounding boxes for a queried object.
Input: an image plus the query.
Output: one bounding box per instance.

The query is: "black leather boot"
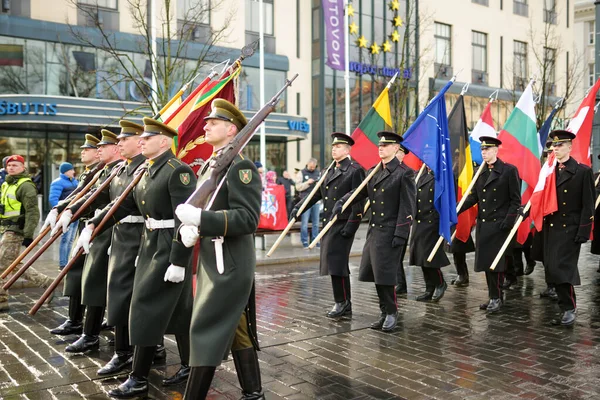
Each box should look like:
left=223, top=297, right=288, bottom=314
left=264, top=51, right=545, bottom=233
left=163, top=365, right=191, bottom=386
left=108, top=374, right=148, bottom=398
left=232, top=348, right=265, bottom=400
left=326, top=300, right=352, bottom=318
left=98, top=351, right=133, bottom=375
left=50, top=319, right=83, bottom=336
left=65, top=334, right=99, bottom=353
left=183, top=366, right=217, bottom=399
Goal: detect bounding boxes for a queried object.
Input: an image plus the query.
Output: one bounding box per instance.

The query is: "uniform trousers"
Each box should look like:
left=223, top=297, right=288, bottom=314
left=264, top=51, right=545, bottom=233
left=485, top=271, right=504, bottom=299
left=452, top=252, right=469, bottom=277
left=83, top=306, right=104, bottom=336
left=132, top=333, right=190, bottom=379
left=68, top=294, right=85, bottom=323
left=422, top=268, right=445, bottom=292
left=375, top=284, right=397, bottom=315
left=397, top=244, right=408, bottom=288
left=555, top=283, right=577, bottom=311
left=331, top=275, right=351, bottom=303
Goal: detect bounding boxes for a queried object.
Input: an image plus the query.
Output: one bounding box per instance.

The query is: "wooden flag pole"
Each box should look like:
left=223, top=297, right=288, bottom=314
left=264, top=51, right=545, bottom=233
left=426, top=163, right=486, bottom=262
left=489, top=201, right=531, bottom=271
left=308, top=162, right=382, bottom=249
left=266, top=160, right=335, bottom=257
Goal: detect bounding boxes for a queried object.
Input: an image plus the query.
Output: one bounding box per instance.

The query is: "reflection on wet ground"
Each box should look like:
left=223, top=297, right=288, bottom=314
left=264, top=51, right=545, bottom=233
left=3, top=246, right=600, bottom=399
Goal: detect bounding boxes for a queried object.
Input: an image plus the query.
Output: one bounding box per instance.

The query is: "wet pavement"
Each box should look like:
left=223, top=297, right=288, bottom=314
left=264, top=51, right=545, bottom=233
left=3, top=233, right=600, bottom=399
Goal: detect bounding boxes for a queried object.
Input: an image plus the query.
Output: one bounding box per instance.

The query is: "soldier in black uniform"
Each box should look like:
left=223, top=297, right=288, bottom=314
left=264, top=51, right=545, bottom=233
left=410, top=168, right=450, bottom=301
left=395, top=145, right=411, bottom=294
left=542, top=130, right=595, bottom=326
left=335, top=131, right=416, bottom=332
left=290, top=133, right=365, bottom=318
left=75, top=121, right=147, bottom=375
left=458, top=136, right=521, bottom=313
left=46, top=134, right=99, bottom=336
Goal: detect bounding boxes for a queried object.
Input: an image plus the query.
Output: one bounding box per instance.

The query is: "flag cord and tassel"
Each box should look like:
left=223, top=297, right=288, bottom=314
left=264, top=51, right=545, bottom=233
left=308, top=162, right=383, bottom=249
left=426, top=163, right=486, bottom=262
left=489, top=201, right=532, bottom=271
left=266, top=160, right=336, bottom=257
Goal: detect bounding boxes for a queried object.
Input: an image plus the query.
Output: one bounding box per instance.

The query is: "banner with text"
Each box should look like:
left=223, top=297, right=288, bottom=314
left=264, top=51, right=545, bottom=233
left=322, top=0, right=345, bottom=71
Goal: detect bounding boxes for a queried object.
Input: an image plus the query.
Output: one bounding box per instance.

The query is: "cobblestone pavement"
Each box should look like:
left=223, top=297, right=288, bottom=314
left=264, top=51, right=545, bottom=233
left=3, top=244, right=600, bottom=399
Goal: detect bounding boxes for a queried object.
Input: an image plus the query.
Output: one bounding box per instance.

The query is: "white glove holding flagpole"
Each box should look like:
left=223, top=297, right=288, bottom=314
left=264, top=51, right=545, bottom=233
left=180, top=225, right=199, bottom=248
left=175, top=204, right=202, bottom=226
left=71, top=225, right=93, bottom=256
left=52, top=209, right=72, bottom=236
left=42, top=208, right=58, bottom=230
left=164, top=264, right=185, bottom=283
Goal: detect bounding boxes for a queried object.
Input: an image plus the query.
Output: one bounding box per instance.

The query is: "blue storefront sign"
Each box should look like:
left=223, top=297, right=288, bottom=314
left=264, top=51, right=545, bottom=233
left=0, top=101, right=58, bottom=116
left=288, top=120, right=310, bottom=133
left=349, top=61, right=411, bottom=79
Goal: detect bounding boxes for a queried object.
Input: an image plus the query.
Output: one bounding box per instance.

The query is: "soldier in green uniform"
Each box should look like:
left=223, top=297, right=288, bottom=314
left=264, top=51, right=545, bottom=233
left=74, top=121, right=147, bottom=375
left=175, top=99, right=264, bottom=400
left=47, top=134, right=100, bottom=335
left=80, top=118, right=196, bottom=398
left=0, top=155, right=53, bottom=312
left=52, top=130, right=123, bottom=353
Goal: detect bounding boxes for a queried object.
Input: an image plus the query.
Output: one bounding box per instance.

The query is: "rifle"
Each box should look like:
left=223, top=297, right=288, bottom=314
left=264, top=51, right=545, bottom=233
left=30, top=165, right=147, bottom=315
left=2, top=162, right=125, bottom=290
left=184, top=73, right=298, bottom=209
left=1, top=162, right=106, bottom=279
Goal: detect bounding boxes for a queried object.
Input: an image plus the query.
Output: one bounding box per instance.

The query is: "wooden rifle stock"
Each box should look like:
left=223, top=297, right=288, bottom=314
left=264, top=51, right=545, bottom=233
left=1, top=163, right=106, bottom=279
left=2, top=162, right=125, bottom=290
left=30, top=165, right=147, bottom=315
left=184, top=74, right=299, bottom=209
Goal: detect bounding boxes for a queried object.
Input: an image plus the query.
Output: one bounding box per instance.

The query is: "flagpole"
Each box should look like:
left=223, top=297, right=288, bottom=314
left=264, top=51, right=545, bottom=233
left=150, top=0, right=158, bottom=115
left=152, top=72, right=201, bottom=119
left=259, top=0, right=267, bottom=172
left=490, top=202, right=531, bottom=271
left=344, top=0, right=350, bottom=135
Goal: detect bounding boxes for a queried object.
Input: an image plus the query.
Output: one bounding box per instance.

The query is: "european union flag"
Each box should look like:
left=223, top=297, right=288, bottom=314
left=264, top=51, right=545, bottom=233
left=401, top=80, right=457, bottom=242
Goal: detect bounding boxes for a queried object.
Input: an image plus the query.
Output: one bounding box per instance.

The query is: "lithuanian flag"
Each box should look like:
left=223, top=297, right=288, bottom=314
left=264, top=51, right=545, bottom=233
left=0, top=44, right=24, bottom=67
left=350, top=87, right=393, bottom=169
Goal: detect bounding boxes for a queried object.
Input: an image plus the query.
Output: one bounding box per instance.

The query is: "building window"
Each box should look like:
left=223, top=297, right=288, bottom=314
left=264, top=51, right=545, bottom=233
left=472, top=0, right=488, bottom=5
left=544, top=0, right=556, bottom=24
left=177, top=0, right=210, bottom=25
left=513, top=0, right=528, bottom=17
left=78, top=0, right=117, bottom=10
left=472, top=31, right=487, bottom=73
left=544, top=47, right=556, bottom=95
left=589, top=64, right=595, bottom=87
left=246, top=0, right=274, bottom=35
left=513, top=40, right=527, bottom=88
left=588, top=21, right=595, bottom=45
left=434, top=22, right=451, bottom=67
left=238, top=67, right=286, bottom=113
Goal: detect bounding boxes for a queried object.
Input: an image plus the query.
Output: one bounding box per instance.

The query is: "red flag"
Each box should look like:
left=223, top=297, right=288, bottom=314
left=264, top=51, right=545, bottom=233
left=530, top=152, right=558, bottom=231
left=402, top=152, right=423, bottom=171
left=568, top=77, right=600, bottom=166
left=258, top=184, right=288, bottom=230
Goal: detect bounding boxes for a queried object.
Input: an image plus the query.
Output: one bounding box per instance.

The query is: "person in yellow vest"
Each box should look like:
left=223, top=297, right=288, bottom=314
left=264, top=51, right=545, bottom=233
left=0, top=155, right=53, bottom=311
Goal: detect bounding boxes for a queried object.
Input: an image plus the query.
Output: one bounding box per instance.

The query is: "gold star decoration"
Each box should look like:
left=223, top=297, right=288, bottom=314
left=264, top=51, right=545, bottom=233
left=347, top=4, right=355, bottom=17
left=349, top=22, right=358, bottom=35
left=393, top=16, right=403, bottom=27
left=356, top=35, right=368, bottom=48
left=389, top=0, right=400, bottom=11
left=382, top=40, right=392, bottom=52
left=389, top=30, right=400, bottom=42
left=370, top=42, right=380, bottom=54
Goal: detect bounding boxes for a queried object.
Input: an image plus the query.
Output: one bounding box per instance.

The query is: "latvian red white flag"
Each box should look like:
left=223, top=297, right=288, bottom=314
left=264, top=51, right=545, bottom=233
left=529, top=152, right=558, bottom=231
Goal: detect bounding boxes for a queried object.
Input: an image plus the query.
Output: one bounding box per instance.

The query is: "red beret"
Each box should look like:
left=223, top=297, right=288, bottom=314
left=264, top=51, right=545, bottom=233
left=7, top=155, right=25, bottom=164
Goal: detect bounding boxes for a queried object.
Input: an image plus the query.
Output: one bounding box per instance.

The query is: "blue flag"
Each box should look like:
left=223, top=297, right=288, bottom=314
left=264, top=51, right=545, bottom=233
left=538, top=107, right=559, bottom=149
left=402, top=80, right=457, bottom=242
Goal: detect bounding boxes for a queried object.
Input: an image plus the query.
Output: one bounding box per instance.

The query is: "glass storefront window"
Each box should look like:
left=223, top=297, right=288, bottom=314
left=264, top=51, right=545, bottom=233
left=238, top=67, right=286, bottom=113
left=243, top=139, right=287, bottom=175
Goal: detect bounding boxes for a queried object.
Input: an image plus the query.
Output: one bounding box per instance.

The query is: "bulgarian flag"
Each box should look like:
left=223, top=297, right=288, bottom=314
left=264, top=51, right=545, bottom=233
left=497, top=81, right=540, bottom=244
left=176, top=67, right=241, bottom=173
left=530, top=152, right=558, bottom=231
left=567, top=77, right=600, bottom=165
left=350, top=82, right=394, bottom=169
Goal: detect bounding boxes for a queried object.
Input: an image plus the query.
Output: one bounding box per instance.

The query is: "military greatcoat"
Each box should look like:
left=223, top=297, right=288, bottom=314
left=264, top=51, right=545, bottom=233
left=66, top=160, right=122, bottom=307
left=189, top=154, right=261, bottom=367
left=108, top=150, right=196, bottom=345
left=543, top=157, right=595, bottom=285
left=340, top=157, right=416, bottom=285
left=300, top=157, right=365, bottom=276
left=590, top=172, right=600, bottom=255
left=88, top=153, right=146, bottom=326
left=56, top=163, right=98, bottom=297
left=409, top=171, right=450, bottom=269
left=459, top=158, right=521, bottom=272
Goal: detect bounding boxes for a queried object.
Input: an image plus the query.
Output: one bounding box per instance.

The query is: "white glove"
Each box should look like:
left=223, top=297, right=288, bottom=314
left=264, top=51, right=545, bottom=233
left=164, top=264, right=185, bottom=283
left=42, top=208, right=58, bottom=230
left=72, top=225, right=93, bottom=256
left=180, top=225, right=199, bottom=248
left=175, top=204, right=202, bottom=227
left=52, top=209, right=73, bottom=236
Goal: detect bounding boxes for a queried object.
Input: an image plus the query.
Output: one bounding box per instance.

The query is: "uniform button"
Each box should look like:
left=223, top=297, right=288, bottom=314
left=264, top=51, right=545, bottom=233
left=374, top=188, right=377, bottom=191
left=334, top=187, right=337, bottom=189
left=323, top=218, right=327, bottom=222
left=142, top=200, right=145, bottom=204
left=550, top=223, right=554, bottom=227
left=493, top=218, right=496, bottom=221
left=562, top=202, right=566, bottom=205
left=379, top=225, right=383, bottom=228
left=418, top=210, right=421, bottom=213
left=483, top=189, right=486, bottom=192
left=372, top=212, right=375, bottom=215
left=333, top=198, right=336, bottom=200
left=381, top=202, right=384, bottom=204
left=419, top=189, right=422, bottom=192
left=562, top=214, right=566, bottom=217
left=381, top=213, right=384, bottom=216
left=325, top=197, right=328, bottom=200
left=324, top=208, right=327, bottom=211
left=429, top=188, right=432, bottom=192
left=417, top=220, right=421, bottom=223
left=418, top=199, right=421, bottom=202
left=493, top=188, right=497, bottom=191
left=429, top=200, right=432, bottom=203
left=382, top=189, right=384, bottom=192
left=482, top=209, right=485, bottom=212
left=564, top=190, right=567, bottom=193
left=372, top=223, right=375, bottom=227
left=326, top=186, right=329, bottom=189
left=563, top=224, right=566, bottom=227
left=482, top=199, right=486, bottom=202
left=428, top=220, right=432, bottom=223
left=482, top=219, right=485, bottom=222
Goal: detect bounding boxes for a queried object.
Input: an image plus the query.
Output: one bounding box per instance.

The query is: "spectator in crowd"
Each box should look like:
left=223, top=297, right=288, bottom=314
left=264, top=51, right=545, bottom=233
left=0, top=156, right=10, bottom=186
left=277, top=170, right=295, bottom=218
left=49, top=162, right=79, bottom=270
left=295, top=158, right=321, bottom=248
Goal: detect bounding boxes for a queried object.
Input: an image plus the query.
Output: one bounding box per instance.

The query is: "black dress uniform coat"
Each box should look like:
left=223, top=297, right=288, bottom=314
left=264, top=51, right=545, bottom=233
left=590, top=172, right=600, bottom=255
left=88, top=153, right=146, bottom=326
left=108, top=150, right=196, bottom=345
left=447, top=170, right=475, bottom=254
left=300, top=157, right=365, bottom=276
left=340, top=157, right=416, bottom=285
left=190, top=154, right=261, bottom=367
left=410, top=171, right=450, bottom=269
left=543, top=157, right=595, bottom=285
left=56, top=163, right=98, bottom=297
left=66, top=160, right=123, bottom=307
left=459, top=158, right=521, bottom=272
